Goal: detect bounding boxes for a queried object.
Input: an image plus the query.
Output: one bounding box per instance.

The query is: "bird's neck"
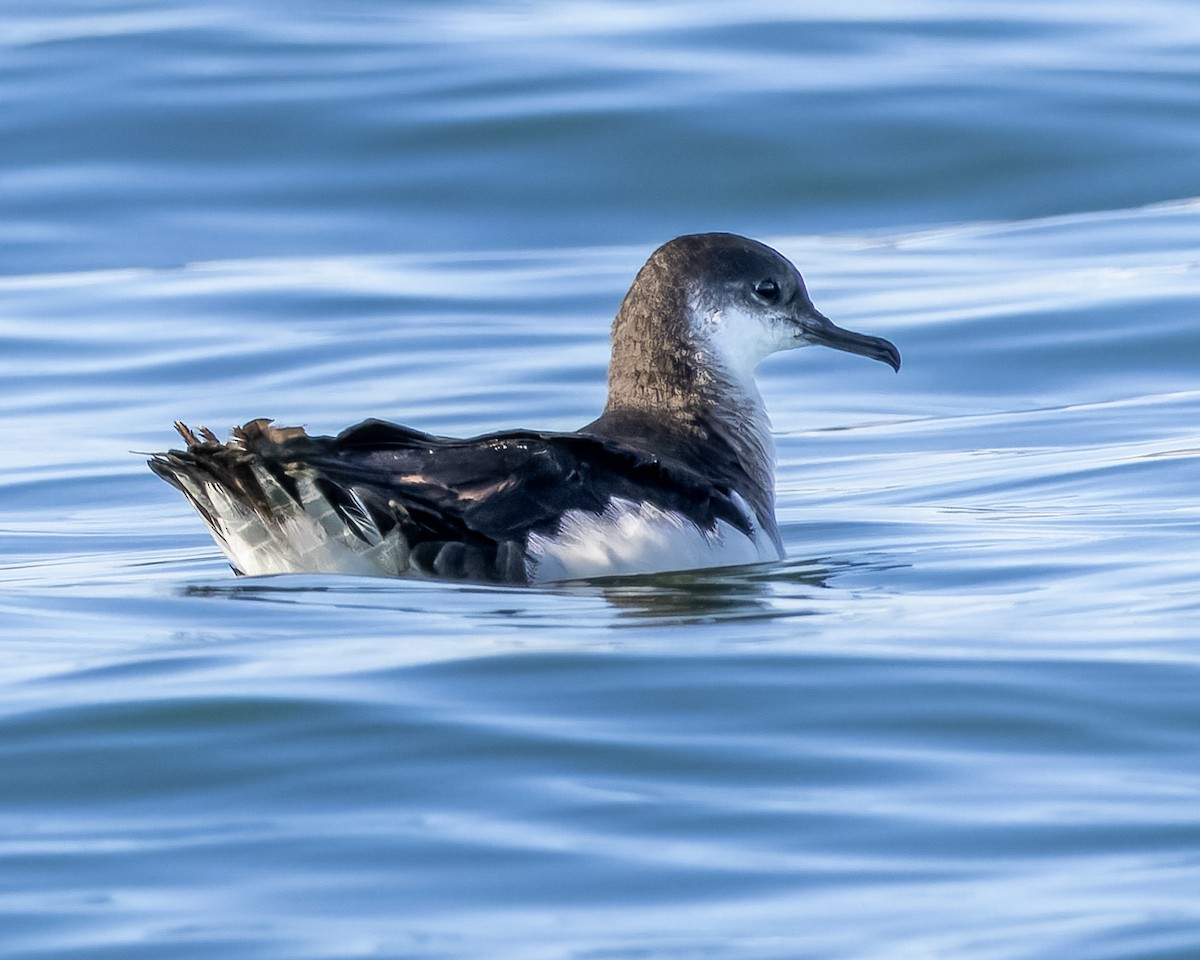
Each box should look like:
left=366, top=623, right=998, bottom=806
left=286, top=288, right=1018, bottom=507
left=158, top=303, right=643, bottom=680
left=592, top=271, right=779, bottom=535
left=596, top=361, right=778, bottom=538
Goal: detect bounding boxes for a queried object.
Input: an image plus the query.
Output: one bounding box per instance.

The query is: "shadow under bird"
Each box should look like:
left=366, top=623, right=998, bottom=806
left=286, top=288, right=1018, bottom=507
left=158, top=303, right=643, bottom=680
left=150, top=233, right=900, bottom=583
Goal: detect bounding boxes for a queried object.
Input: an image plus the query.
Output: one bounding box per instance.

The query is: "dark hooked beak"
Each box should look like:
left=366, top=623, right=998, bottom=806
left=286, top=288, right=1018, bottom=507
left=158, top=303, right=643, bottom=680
left=797, top=307, right=901, bottom=372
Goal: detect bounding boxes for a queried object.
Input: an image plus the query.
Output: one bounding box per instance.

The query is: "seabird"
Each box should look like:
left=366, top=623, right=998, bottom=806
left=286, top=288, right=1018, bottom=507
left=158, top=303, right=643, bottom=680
left=150, top=233, right=900, bottom=583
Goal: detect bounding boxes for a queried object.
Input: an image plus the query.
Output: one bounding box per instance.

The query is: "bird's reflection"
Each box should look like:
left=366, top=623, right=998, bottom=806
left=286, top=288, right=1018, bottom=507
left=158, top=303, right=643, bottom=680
left=581, top=558, right=834, bottom=625
left=179, top=557, right=854, bottom=630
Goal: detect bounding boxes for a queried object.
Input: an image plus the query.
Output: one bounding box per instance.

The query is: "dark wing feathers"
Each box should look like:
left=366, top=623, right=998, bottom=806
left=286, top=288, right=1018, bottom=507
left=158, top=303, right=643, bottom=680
left=152, top=417, right=755, bottom=582
left=328, top=419, right=755, bottom=540
left=311, top=424, right=662, bottom=540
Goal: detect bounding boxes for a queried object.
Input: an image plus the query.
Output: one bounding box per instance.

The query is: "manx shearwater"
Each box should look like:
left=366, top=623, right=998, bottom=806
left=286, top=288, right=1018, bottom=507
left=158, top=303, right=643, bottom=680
left=150, top=233, right=900, bottom=583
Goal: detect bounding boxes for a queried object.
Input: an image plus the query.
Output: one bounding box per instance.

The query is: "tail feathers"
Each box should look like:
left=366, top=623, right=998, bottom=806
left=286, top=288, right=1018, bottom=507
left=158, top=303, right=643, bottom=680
left=149, top=420, right=411, bottom=577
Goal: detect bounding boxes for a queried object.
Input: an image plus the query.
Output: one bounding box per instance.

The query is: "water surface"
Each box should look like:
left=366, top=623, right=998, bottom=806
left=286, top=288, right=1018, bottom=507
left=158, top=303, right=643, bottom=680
left=1, top=3, right=1199, bottom=958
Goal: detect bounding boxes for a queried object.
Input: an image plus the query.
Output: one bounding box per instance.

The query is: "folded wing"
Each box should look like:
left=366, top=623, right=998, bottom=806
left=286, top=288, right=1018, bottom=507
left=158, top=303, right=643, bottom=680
left=150, top=417, right=756, bottom=583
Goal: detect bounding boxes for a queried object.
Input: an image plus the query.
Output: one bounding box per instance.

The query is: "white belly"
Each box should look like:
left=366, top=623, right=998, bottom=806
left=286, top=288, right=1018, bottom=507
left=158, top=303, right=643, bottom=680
left=524, top=495, right=781, bottom=583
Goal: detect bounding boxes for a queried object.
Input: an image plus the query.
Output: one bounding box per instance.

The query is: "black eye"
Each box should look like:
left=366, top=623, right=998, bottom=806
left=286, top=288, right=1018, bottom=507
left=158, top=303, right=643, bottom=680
left=754, top=278, right=781, bottom=303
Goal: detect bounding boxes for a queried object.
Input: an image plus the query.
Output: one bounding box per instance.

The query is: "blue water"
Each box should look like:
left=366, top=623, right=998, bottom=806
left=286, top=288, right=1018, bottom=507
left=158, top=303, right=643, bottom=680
left=2, top=3, right=1199, bottom=958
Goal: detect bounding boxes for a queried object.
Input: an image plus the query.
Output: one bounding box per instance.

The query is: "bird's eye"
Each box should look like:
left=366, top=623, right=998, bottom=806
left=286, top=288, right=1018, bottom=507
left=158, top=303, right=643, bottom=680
left=754, top=278, right=781, bottom=303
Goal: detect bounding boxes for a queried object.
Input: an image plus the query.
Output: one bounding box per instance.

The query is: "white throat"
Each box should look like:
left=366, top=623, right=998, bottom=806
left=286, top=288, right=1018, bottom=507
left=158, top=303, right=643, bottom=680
left=685, top=297, right=780, bottom=513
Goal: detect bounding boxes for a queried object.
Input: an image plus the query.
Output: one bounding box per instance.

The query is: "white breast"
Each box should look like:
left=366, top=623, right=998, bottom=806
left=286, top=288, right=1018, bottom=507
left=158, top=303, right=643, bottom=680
left=524, top=495, right=781, bottom=583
